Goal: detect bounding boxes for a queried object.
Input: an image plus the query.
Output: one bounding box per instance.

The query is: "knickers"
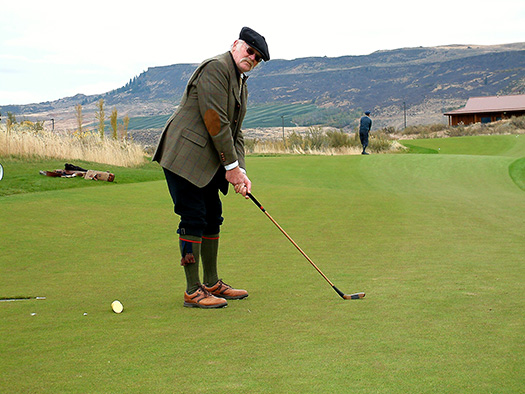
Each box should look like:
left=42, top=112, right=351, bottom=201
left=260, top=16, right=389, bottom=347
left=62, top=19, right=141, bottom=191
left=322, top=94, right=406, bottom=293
left=163, top=168, right=225, bottom=237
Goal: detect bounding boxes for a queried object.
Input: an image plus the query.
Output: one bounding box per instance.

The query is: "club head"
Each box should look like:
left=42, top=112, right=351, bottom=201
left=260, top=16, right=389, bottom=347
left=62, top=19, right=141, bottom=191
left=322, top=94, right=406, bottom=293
left=342, top=292, right=365, bottom=300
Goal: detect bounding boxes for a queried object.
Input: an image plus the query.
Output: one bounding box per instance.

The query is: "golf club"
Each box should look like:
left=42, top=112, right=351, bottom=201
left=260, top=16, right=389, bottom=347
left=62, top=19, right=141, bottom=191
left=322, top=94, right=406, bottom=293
left=247, top=193, right=365, bottom=300
left=0, top=296, right=46, bottom=302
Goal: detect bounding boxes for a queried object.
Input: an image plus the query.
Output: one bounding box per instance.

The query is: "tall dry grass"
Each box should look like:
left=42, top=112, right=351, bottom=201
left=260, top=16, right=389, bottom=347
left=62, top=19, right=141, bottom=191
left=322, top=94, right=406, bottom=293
left=245, top=127, right=403, bottom=155
left=0, top=124, right=146, bottom=167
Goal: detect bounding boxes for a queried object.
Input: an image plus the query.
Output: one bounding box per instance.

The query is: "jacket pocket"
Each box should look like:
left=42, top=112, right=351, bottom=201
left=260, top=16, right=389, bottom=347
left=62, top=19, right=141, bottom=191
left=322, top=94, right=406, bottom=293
left=181, top=128, right=208, bottom=148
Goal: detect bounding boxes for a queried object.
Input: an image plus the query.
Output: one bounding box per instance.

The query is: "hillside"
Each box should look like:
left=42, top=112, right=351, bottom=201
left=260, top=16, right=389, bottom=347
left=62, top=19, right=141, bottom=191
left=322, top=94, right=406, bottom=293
left=1, top=43, right=524, bottom=134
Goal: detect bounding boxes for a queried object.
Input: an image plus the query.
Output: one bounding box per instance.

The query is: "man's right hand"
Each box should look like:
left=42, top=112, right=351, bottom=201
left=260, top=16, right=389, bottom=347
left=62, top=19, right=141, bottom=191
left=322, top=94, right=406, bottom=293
left=225, top=166, right=251, bottom=198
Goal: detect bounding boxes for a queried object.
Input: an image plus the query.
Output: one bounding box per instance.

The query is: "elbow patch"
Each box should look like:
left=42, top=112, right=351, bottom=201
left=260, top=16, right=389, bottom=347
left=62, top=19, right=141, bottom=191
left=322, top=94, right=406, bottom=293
left=204, top=109, right=221, bottom=136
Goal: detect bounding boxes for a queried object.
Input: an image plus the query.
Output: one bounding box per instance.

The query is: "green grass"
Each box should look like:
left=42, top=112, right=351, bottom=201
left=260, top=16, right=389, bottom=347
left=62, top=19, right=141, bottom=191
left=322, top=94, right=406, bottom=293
left=400, top=134, right=525, bottom=157
left=1, top=135, right=524, bottom=393
left=509, top=157, right=525, bottom=191
left=0, top=157, right=164, bottom=196
left=243, top=103, right=318, bottom=128
left=118, top=103, right=319, bottom=130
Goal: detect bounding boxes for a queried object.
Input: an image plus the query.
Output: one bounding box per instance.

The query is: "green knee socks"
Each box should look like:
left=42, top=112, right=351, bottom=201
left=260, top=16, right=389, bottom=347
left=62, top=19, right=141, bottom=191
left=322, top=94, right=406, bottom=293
left=179, top=235, right=201, bottom=294
left=201, top=234, right=220, bottom=287
left=179, top=234, right=220, bottom=293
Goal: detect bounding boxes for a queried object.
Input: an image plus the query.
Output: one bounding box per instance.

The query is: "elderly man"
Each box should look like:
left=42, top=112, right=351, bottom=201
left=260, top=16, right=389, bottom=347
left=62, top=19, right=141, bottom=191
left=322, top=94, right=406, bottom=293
left=153, top=27, right=270, bottom=309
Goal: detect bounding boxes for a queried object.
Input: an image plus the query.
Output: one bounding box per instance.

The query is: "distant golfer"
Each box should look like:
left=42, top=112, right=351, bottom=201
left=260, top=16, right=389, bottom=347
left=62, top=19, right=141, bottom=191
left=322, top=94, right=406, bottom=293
left=359, top=111, right=372, bottom=154
left=153, top=27, right=270, bottom=309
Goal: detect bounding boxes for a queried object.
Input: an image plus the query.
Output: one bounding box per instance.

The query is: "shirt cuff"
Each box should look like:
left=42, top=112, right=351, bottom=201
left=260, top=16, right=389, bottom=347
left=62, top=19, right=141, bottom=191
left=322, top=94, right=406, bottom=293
left=224, top=161, right=239, bottom=171
left=224, top=161, right=246, bottom=174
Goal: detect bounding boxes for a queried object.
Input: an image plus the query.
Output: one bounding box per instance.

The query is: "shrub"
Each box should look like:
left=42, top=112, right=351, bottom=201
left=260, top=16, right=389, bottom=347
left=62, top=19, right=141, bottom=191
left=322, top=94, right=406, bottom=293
left=510, top=115, right=525, bottom=130
left=369, top=131, right=394, bottom=152
left=304, top=126, right=326, bottom=150
left=494, top=122, right=514, bottom=134
left=379, top=126, right=397, bottom=134
left=428, top=123, right=448, bottom=132
left=244, top=138, right=257, bottom=153
left=287, top=131, right=305, bottom=150
left=245, top=126, right=400, bottom=155
left=326, top=129, right=359, bottom=148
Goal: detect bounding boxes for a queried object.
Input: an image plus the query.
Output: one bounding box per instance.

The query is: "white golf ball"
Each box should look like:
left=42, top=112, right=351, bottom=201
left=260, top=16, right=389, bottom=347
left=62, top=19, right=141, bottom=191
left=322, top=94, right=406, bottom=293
left=111, top=300, right=123, bottom=314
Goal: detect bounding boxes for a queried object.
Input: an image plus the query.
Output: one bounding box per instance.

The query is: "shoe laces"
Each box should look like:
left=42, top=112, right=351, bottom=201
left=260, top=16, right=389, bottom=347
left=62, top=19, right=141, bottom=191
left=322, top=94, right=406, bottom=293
left=198, top=285, right=214, bottom=297
left=216, top=279, right=231, bottom=290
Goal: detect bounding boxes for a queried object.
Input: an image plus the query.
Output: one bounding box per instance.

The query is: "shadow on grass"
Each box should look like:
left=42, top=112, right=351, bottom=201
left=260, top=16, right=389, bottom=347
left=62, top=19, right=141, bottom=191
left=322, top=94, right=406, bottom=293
left=399, top=142, right=439, bottom=154
left=509, top=157, right=525, bottom=191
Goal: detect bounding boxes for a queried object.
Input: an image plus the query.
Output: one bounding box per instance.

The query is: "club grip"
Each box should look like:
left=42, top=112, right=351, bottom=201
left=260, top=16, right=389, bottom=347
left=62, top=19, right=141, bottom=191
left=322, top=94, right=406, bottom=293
left=247, top=193, right=265, bottom=212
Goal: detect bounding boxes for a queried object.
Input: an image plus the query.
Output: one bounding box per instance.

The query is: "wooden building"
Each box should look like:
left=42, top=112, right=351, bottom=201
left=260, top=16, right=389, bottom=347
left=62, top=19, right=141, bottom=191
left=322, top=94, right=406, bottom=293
left=444, top=94, right=525, bottom=126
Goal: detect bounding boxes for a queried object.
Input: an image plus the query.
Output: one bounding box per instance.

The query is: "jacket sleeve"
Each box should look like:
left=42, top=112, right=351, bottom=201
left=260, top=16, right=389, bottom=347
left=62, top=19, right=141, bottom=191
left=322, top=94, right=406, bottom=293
left=195, top=60, right=238, bottom=167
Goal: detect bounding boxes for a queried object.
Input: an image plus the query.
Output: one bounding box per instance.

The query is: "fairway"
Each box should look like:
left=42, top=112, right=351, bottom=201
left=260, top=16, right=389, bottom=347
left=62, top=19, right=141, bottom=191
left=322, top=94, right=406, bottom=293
left=1, top=135, right=524, bottom=393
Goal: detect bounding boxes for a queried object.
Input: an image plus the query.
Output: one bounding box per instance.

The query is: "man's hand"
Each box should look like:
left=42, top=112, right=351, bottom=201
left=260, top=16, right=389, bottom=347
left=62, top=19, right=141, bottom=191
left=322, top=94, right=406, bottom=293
left=225, top=166, right=251, bottom=198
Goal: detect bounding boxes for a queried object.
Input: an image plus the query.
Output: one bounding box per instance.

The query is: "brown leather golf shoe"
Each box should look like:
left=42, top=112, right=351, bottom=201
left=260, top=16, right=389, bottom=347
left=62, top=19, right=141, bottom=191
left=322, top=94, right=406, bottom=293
left=204, top=279, right=249, bottom=300
left=183, top=286, right=228, bottom=309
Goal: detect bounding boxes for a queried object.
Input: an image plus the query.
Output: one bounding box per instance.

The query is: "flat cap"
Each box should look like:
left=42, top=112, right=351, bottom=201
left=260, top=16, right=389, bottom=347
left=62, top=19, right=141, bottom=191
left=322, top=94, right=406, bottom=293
left=365, top=111, right=371, bottom=115
left=239, top=27, right=270, bottom=61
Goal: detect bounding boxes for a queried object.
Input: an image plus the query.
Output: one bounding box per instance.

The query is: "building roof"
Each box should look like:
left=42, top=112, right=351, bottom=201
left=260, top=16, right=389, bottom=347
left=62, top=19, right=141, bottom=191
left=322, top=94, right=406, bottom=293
left=444, top=94, right=525, bottom=115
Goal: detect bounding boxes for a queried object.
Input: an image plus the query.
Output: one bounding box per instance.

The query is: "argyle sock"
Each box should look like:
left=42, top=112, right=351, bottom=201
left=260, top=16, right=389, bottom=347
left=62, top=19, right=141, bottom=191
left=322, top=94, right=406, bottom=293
left=201, top=234, right=220, bottom=287
left=179, top=235, right=202, bottom=294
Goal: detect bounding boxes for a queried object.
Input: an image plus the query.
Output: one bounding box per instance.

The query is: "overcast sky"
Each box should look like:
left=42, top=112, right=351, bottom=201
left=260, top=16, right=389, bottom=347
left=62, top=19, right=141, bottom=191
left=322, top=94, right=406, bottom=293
left=1, top=0, right=524, bottom=106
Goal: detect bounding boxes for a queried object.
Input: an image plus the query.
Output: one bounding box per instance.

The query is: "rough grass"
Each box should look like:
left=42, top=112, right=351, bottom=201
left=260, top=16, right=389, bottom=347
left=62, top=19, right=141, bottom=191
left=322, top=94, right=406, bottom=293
left=0, top=135, right=523, bottom=393
left=246, top=127, right=402, bottom=155
left=1, top=125, right=146, bottom=167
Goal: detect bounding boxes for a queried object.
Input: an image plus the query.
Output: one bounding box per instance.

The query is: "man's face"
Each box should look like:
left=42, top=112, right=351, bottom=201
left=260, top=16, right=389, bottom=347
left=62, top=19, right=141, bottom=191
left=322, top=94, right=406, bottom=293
left=231, top=40, right=262, bottom=73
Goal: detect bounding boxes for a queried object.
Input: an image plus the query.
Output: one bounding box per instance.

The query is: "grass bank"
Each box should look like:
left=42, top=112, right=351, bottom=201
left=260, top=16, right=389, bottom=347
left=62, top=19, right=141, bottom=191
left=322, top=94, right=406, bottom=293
left=0, top=156, right=163, bottom=196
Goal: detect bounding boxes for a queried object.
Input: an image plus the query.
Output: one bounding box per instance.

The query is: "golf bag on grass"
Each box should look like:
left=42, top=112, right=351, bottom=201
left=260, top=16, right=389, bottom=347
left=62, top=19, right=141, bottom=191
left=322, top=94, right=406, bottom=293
left=39, top=163, right=115, bottom=182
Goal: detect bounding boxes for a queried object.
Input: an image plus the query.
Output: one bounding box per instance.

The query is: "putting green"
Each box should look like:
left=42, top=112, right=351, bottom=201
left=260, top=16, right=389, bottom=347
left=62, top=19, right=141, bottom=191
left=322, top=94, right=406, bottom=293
left=401, top=134, right=525, bottom=157
left=1, top=135, right=523, bottom=393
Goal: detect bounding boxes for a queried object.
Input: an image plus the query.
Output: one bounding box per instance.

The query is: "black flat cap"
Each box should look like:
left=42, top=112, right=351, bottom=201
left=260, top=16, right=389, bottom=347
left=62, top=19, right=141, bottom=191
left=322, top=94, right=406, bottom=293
left=239, top=26, right=270, bottom=61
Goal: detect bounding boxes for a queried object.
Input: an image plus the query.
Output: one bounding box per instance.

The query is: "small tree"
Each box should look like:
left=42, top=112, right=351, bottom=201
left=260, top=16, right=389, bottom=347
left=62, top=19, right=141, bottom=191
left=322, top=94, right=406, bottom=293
left=95, top=99, right=105, bottom=139
left=110, top=107, right=118, bottom=140
left=75, top=104, right=83, bottom=133
left=34, top=120, right=45, bottom=132
left=7, top=112, right=17, bottom=125
left=122, top=114, right=130, bottom=140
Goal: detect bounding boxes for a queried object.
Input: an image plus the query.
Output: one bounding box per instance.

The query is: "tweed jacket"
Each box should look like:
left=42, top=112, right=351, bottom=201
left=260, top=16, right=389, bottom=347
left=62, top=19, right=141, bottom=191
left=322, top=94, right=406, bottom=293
left=153, top=52, right=248, bottom=190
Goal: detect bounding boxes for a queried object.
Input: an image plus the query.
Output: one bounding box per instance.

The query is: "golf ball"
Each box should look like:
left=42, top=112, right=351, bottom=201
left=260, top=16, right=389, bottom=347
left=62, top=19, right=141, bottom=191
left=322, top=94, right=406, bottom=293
left=111, top=300, right=123, bottom=314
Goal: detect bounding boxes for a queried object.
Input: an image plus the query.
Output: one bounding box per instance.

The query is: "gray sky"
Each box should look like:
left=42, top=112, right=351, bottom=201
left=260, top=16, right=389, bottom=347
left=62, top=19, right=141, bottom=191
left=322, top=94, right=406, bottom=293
left=1, top=0, right=524, bottom=105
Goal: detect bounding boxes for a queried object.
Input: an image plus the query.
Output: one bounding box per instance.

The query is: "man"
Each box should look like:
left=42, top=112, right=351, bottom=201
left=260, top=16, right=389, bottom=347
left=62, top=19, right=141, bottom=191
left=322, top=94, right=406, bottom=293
left=359, top=110, right=372, bottom=154
left=153, top=27, right=270, bottom=309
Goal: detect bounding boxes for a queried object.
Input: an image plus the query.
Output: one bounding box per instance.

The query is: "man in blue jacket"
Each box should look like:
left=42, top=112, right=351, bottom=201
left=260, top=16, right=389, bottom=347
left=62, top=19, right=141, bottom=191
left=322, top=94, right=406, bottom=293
left=359, top=111, right=372, bottom=154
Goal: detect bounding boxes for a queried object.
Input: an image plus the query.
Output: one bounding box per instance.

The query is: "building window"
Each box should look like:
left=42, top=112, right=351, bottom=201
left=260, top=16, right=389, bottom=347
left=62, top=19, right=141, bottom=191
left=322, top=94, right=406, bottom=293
left=481, top=117, right=491, bottom=124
